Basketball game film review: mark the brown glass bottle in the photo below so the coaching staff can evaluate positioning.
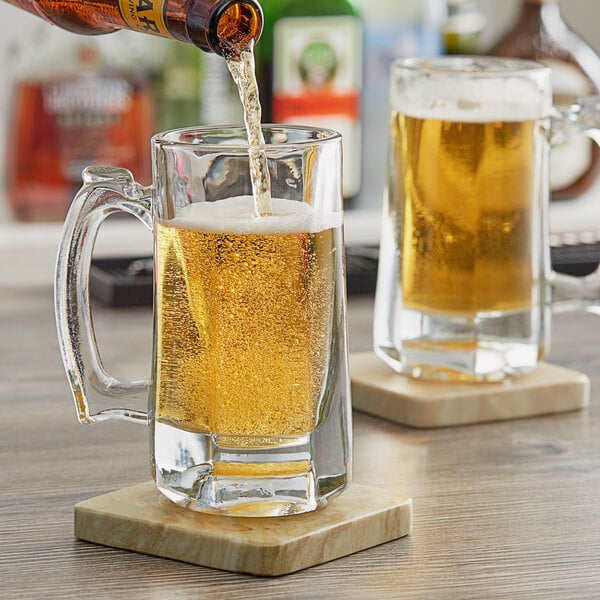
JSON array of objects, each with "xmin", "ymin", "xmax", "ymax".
[
  {"xmin": 4, "ymin": 0, "xmax": 263, "ymax": 56},
  {"xmin": 491, "ymin": 0, "xmax": 600, "ymax": 200}
]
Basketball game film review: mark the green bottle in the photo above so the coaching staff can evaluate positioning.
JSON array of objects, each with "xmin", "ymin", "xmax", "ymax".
[
  {"xmin": 154, "ymin": 40, "xmax": 203, "ymax": 131},
  {"xmin": 256, "ymin": 0, "xmax": 363, "ymax": 201}
]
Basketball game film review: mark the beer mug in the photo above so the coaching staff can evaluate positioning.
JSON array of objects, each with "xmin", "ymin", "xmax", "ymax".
[
  {"xmin": 374, "ymin": 56, "xmax": 600, "ymax": 382},
  {"xmin": 55, "ymin": 125, "xmax": 351, "ymax": 516}
]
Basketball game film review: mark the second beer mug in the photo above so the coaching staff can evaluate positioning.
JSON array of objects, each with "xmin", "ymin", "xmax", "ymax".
[
  {"xmin": 374, "ymin": 56, "xmax": 600, "ymax": 382},
  {"xmin": 55, "ymin": 125, "xmax": 351, "ymax": 516}
]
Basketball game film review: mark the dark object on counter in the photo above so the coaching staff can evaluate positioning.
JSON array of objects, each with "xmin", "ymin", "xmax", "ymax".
[
  {"xmin": 551, "ymin": 242, "xmax": 600, "ymax": 277},
  {"xmin": 90, "ymin": 243, "xmax": 600, "ymax": 307},
  {"xmin": 345, "ymin": 246, "xmax": 379, "ymax": 296},
  {"xmin": 90, "ymin": 246, "xmax": 381, "ymax": 307},
  {"xmin": 90, "ymin": 257, "xmax": 153, "ymax": 307}
]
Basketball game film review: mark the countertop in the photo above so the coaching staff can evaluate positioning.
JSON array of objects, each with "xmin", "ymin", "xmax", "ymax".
[{"xmin": 1, "ymin": 276, "xmax": 600, "ymax": 598}]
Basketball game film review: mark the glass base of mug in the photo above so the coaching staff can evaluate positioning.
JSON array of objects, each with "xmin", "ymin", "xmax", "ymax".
[
  {"xmin": 153, "ymin": 422, "xmax": 347, "ymax": 517},
  {"xmin": 375, "ymin": 307, "xmax": 541, "ymax": 382}
]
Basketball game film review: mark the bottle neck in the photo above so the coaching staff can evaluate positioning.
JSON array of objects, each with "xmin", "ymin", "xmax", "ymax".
[
  {"xmin": 518, "ymin": 0, "xmax": 564, "ymax": 35},
  {"xmin": 178, "ymin": 0, "xmax": 263, "ymax": 56}
]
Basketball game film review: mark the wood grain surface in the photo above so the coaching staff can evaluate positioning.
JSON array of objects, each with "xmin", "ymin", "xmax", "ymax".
[
  {"xmin": 351, "ymin": 353, "xmax": 589, "ymax": 428},
  {"xmin": 2, "ymin": 287, "xmax": 600, "ymax": 599},
  {"xmin": 74, "ymin": 481, "xmax": 412, "ymax": 576}
]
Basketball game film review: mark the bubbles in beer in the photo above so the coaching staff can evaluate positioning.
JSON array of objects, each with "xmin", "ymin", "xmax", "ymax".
[
  {"xmin": 392, "ymin": 112, "xmax": 540, "ymax": 315},
  {"xmin": 155, "ymin": 197, "xmax": 340, "ymax": 437}
]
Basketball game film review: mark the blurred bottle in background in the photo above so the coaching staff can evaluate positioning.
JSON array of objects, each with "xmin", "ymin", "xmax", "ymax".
[
  {"xmin": 1, "ymin": 0, "xmax": 265, "ymax": 221},
  {"xmin": 6, "ymin": 28, "xmax": 155, "ymax": 221},
  {"xmin": 152, "ymin": 38, "xmax": 203, "ymax": 131},
  {"xmin": 201, "ymin": 52, "xmax": 243, "ymax": 124},
  {"xmin": 152, "ymin": 36, "xmax": 242, "ymax": 129},
  {"xmin": 356, "ymin": 0, "xmax": 445, "ymax": 209},
  {"xmin": 443, "ymin": 0, "xmax": 486, "ymax": 54},
  {"xmin": 256, "ymin": 0, "xmax": 363, "ymax": 203},
  {"xmin": 491, "ymin": 0, "xmax": 600, "ymax": 201}
]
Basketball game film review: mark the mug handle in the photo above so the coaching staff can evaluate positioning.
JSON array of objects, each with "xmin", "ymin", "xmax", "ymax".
[
  {"xmin": 550, "ymin": 96, "xmax": 600, "ymax": 311},
  {"xmin": 55, "ymin": 166, "xmax": 152, "ymax": 424}
]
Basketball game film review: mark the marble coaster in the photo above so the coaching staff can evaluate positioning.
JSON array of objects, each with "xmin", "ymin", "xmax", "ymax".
[
  {"xmin": 74, "ymin": 481, "xmax": 412, "ymax": 576},
  {"xmin": 351, "ymin": 351, "xmax": 589, "ymax": 429}
]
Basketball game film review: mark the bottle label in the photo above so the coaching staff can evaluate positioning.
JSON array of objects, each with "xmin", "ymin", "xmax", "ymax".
[
  {"xmin": 273, "ymin": 15, "xmax": 362, "ymax": 198},
  {"xmin": 117, "ymin": 0, "xmax": 171, "ymax": 38},
  {"xmin": 546, "ymin": 59, "xmax": 595, "ymax": 191},
  {"xmin": 40, "ymin": 75, "xmax": 149, "ymax": 181}
]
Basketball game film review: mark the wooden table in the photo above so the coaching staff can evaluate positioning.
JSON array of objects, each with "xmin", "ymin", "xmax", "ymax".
[{"xmin": 2, "ymin": 284, "xmax": 600, "ymax": 599}]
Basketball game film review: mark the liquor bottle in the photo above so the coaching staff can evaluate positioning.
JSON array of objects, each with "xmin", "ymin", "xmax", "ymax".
[
  {"xmin": 6, "ymin": 28, "xmax": 155, "ymax": 221},
  {"xmin": 443, "ymin": 0, "xmax": 486, "ymax": 55},
  {"xmin": 3, "ymin": 0, "xmax": 263, "ymax": 56},
  {"xmin": 201, "ymin": 53, "xmax": 244, "ymax": 124},
  {"xmin": 256, "ymin": 0, "xmax": 363, "ymax": 201},
  {"xmin": 491, "ymin": 0, "xmax": 600, "ymax": 200},
  {"xmin": 152, "ymin": 38, "xmax": 204, "ymax": 130},
  {"xmin": 355, "ymin": 0, "xmax": 445, "ymax": 209}
]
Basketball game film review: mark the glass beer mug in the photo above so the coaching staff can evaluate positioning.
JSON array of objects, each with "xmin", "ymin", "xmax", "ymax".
[
  {"xmin": 374, "ymin": 56, "xmax": 600, "ymax": 382},
  {"xmin": 55, "ymin": 125, "xmax": 351, "ymax": 516}
]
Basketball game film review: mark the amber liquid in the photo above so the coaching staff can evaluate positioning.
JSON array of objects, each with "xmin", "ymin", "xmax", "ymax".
[
  {"xmin": 226, "ymin": 47, "xmax": 272, "ymax": 215},
  {"xmin": 7, "ymin": 79, "xmax": 153, "ymax": 221},
  {"xmin": 392, "ymin": 112, "xmax": 541, "ymax": 315},
  {"xmin": 154, "ymin": 199, "xmax": 336, "ymax": 437}
]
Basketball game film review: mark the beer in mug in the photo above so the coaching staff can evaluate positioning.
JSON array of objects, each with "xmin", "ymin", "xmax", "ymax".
[
  {"xmin": 55, "ymin": 126, "xmax": 351, "ymax": 516},
  {"xmin": 375, "ymin": 57, "xmax": 552, "ymax": 381}
]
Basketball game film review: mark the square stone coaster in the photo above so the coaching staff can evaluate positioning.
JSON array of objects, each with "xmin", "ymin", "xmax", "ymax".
[
  {"xmin": 74, "ymin": 481, "xmax": 412, "ymax": 576},
  {"xmin": 351, "ymin": 351, "xmax": 589, "ymax": 429}
]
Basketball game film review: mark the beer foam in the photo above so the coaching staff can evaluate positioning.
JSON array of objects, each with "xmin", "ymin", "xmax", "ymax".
[
  {"xmin": 391, "ymin": 76, "xmax": 552, "ymax": 122},
  {"xmin": 166, "ymin": 196, "xmax": 342, "ymax": 234}
]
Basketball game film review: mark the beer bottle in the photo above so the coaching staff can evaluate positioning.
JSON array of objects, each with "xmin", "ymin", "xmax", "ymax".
[
  {"xmin": 491, "ymin": 0, "xmax": 600, "ymax": 200},
  {"xmin": 3, "ymin": 0, "xmax": 263, "ymax": 56},
  {"xmin": 256, "ymin": 0, "xmax": 363, "ymax": 202}
]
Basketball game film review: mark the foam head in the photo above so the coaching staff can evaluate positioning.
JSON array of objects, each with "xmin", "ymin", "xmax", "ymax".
[
  {"xmin": 165, "ymin": 196, "xmax": 342, "ymax": 234},
  {"xmin": 390, "ymin": 57, "xmax": 553, "ymax": 122}
]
